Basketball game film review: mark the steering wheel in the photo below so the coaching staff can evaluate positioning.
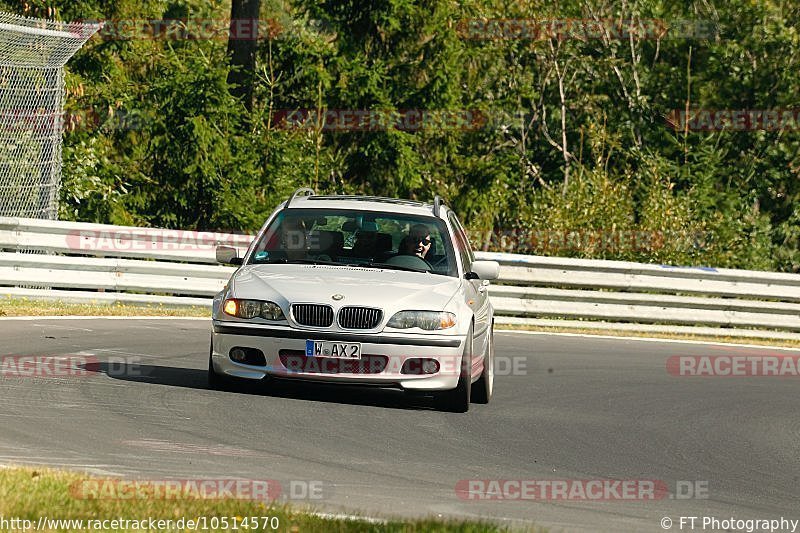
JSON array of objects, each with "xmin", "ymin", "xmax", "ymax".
[{"xmin": 384, "ymin": 254, "xmax": 431, "ymax": 271}]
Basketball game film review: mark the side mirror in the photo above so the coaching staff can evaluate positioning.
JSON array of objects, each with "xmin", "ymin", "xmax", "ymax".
[
  {"xmin": 467, "ymin": 260, "xmax": 500, "ymax": 280},
  {"xmin": 216, "ymin": 245, "xmax": 243, "ymax": 265}
]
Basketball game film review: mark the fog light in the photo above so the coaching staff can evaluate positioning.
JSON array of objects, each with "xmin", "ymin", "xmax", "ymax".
[
  {"xmin": 228, "ymin": 347, "xmax": 267, "ymax": 366},
  {"xmin": 421, "ymin": 359, "xmax": 440, "ymax": 374},
  {"xmin": 401, "ymin": 358, "xmax": 440, "ymax": 375},
  {"xmin": 230, "ymin": 348, "xmax": 247, "ymax": 363}
]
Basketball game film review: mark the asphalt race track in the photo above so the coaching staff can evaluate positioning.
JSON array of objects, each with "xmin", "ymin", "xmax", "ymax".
[{"xmin": 1, "ymin": 318, "xmax": 799, "ymax": 532}]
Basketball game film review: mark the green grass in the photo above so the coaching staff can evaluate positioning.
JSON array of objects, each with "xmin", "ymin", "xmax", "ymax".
[
  {"xmin": 0, "ymin": 467, "xmax": 518, "ymax": 532},
  {"xmin": 0, "ymin": 297, "xmax": 208, "ymax": 317}
]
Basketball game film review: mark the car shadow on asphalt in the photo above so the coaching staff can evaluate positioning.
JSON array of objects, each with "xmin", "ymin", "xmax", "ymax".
[{"xmin": 92, "ymin": 361, "xmax": 438, "ymax": 411}]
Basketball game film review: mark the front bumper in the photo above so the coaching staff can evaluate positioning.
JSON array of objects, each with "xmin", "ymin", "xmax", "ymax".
[{"xmin": 211, "ymin": 321, "xmax": 466, "ymax": 391}]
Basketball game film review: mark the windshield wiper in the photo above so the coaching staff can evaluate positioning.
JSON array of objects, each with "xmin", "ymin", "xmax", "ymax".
[
  {"xmin": 251, "ymin": 257, "xmax": 288, "ymax": 264},
  {"xmin": 255, "ymin": 258, "xmax": 428, "ymax": 272},
  {"xmin": 359, "ymin": 262, "xmax": 428, "ymax": 273},
  {"xmin": 285, "ymin": 258, "xmax": 344, "ymax": 266},
  {"xmin": 252, "ymin": 258, "xmax": 342, "ymax": 266}
]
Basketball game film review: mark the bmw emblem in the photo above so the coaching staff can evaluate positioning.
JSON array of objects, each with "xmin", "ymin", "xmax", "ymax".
[{"xmin": 332, "ymin": 294, "xmax": 344, "ymax": 301}]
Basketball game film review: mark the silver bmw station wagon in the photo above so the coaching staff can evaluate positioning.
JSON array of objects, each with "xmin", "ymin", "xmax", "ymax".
[{"xmin": 210, "ymin": 189, "xmax": 499, "ymax": 412}]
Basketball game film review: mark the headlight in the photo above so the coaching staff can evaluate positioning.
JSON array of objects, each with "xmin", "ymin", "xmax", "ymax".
[
  {"xmin": 386, "ymin": 311, "xmax": 456, "ymax": 330},
  {"xmin": 260, "ymin": 301, "xmax": 284, "ymax": 320},
  {"xmin": 223, "ymin": 298, "xmax": 285, "ymax": 321}
]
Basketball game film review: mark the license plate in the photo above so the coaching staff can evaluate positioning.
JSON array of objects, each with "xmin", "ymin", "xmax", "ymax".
[{"xmin": 305, "ymin": 340, "xmax": 362, "ymax": 359}]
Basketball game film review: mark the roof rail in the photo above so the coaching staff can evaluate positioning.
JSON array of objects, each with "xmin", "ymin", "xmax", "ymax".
[
  {"xmin": 285, "ymin": 187, "xmax": 316, "ymax": 209},
  {"xmin": 433, "ymin": 195, "xmax": 443, "ymax": 217}
]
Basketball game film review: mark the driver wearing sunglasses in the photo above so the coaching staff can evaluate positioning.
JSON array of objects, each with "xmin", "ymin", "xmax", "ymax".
[{"xmin": 400, "ymin": 223, "xmax": 432, "ymax": 259}]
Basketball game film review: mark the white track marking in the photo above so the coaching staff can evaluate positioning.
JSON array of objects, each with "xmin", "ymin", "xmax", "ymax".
[
  {"xmin": 498, "ymin": 329, "xmax": 800, "ymax": 352},
  {"xmin": 308, "ymin": 512, "xmax": 387, "ymax": 524}
]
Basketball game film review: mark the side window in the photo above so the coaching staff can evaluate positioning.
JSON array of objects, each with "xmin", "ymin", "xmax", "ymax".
[{"xmin": 448, "ymin": 212, "xmax": 472, "ymax": 272}]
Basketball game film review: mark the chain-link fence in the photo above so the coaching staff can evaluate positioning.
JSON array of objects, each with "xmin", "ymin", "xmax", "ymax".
[{"xmin": 0, "ymin": 12, "xmax": 99, "ymax": 219}]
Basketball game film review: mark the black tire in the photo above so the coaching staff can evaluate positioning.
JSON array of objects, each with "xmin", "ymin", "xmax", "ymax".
[
  {"xmin": 434, "ymin": 324, "xmax": 472, "ymax": 413},
  {"xmin": 472, "ymin": 324, "xmax": 494, "ymax": 404}
]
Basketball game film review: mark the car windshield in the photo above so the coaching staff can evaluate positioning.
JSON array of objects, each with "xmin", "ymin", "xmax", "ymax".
[{"xmin": 247, "ymin": 208, "xmax": 458, "ymax": 277}]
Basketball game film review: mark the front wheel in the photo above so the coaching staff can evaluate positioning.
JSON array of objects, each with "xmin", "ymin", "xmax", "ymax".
[
  {"xmin": 471, "ymin": 324, "xmax": 494, "ymax": 404},
  {"xmin": 434, "ymin": 324, "xmax": 472, "ymax": 413}
]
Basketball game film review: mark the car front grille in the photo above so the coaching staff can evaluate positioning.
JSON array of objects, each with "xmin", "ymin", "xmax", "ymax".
[
  {"xmin": 292, "ymin": 304, "xmax": 334, "ymax": 327},
  {"xmin": 338, "ymin": 306, "xmax": 383, "ymax": 329}
]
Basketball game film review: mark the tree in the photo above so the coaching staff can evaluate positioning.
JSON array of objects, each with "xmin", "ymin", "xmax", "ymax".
[{"xmin": 227, "ymin": 0, "xmax": 261, "ymax": 111}]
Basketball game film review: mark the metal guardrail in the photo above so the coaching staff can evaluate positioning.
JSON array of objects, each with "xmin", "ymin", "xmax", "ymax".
[{"xmin": 2, "ymin": 217, "xmax": 800, "ymax": 332}]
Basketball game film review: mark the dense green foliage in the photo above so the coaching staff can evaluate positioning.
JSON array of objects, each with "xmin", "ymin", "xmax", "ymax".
[{"xmin": 4, "ymin": 0, "xmax": 800, "ymax": 270}]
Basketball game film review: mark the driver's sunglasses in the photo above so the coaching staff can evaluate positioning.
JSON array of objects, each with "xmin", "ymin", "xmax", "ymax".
[{"xmin": 415, "ymin": 236, "xmax": 432, "ymax": 246}]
